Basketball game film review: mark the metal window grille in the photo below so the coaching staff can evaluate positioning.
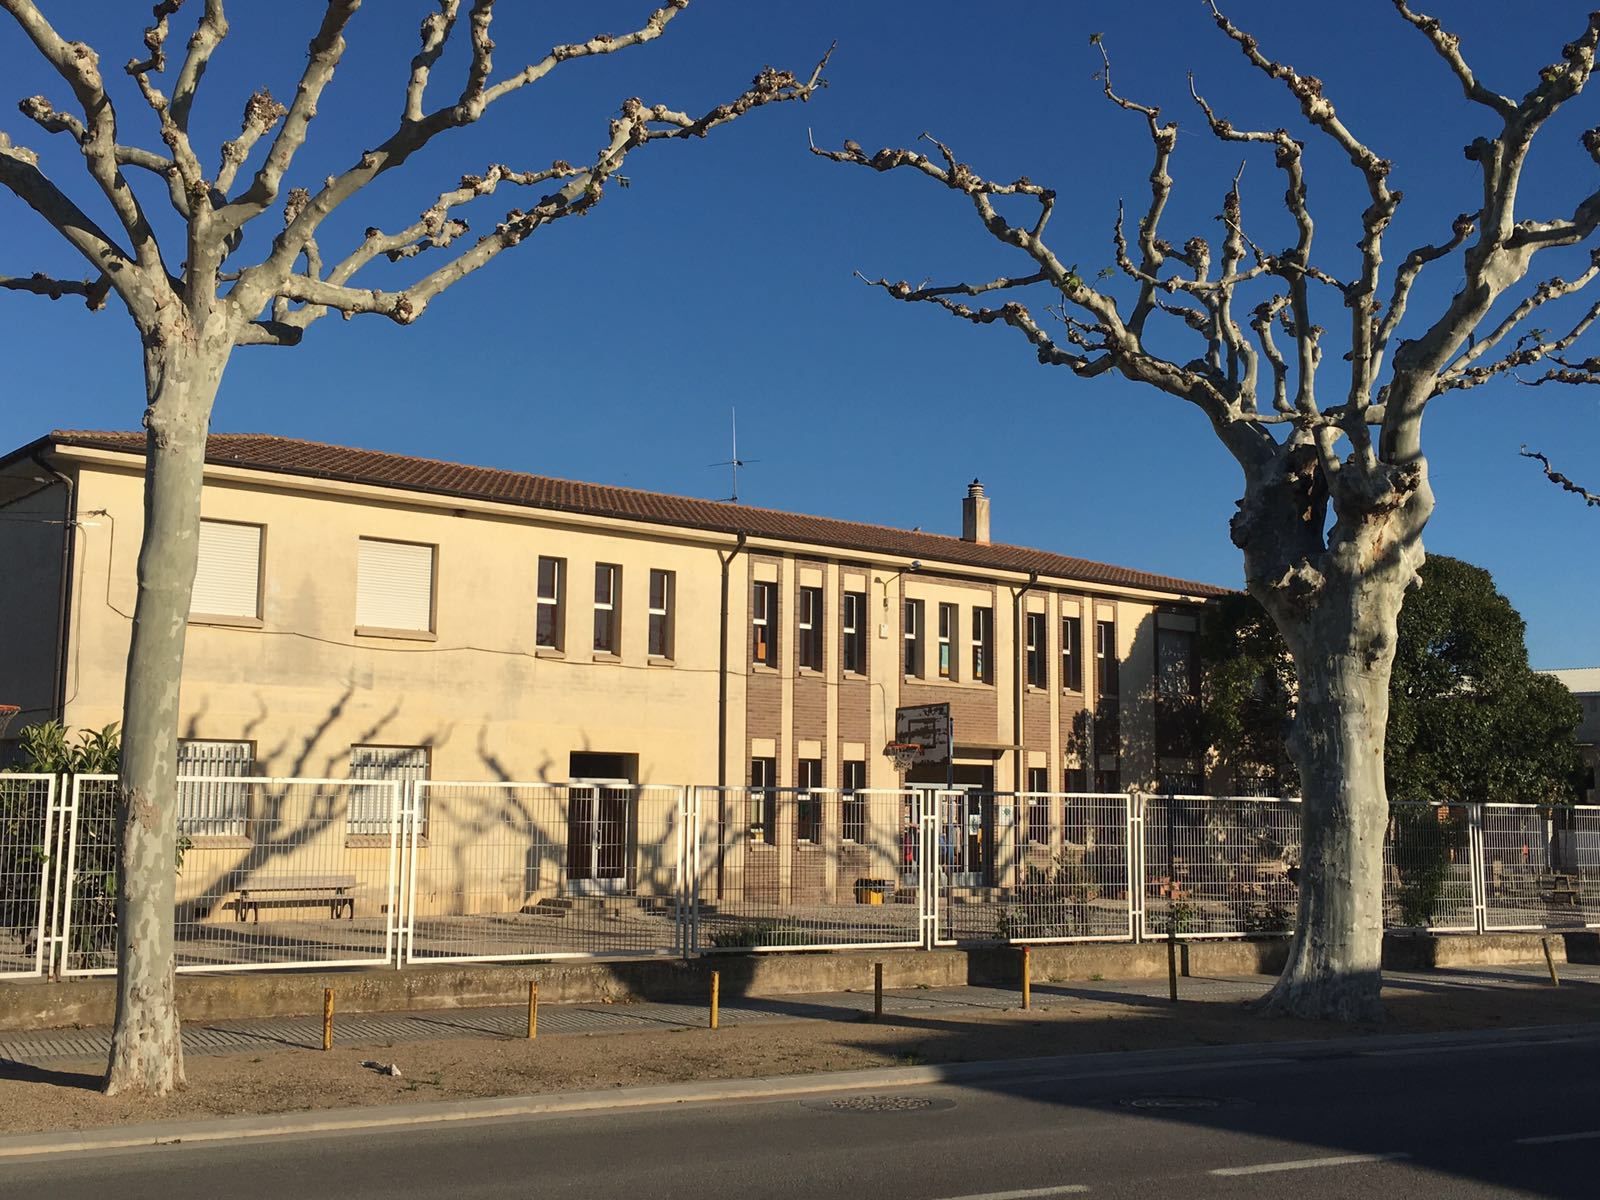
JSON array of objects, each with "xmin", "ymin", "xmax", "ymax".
[
  {"xmin": 349, "ymin": 746, "xmax": 427, "ymax": 836},
  {"xmin": 176, "ymin": 739, "xmax": 253, "ymax": 837}
]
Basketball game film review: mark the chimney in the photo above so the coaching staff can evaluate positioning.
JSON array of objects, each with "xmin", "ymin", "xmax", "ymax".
[{"xmin": 961, "ymin": 479, "xmax": 990, "ymax": 543}]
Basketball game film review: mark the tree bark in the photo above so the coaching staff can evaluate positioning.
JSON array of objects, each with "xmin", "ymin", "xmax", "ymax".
[{"xmin": 104, "ymin": 335, "xmax": 227, "ymax": 1096}]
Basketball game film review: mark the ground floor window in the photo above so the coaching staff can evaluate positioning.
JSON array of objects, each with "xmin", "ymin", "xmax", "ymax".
[
  {"xmin": 797, "ymin": 758, "xmax": 822, "ymax": 843},
  {"xmin": 842, "ymin": 760, "xmax": 866, "ymax": 842},
  {"xmin": 749, "ymin": 757, "xmax": 776, "ymax": 843},
  {"xmin": 176, "ymin": 739, "xmax": 254, "ymax": 837},
  {"xmin": 349, "ymin": 744, "xmax": 429, "ymax": 836}
]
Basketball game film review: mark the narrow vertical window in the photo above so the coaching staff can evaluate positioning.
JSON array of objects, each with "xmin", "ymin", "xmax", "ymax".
[
  {"xmin": 1096, "ymin": 619, "xmax": 1118, "ymax": 696},
  {"xmin": 593, "ymin": 563, "xmax": 620, "ymax": 654},
  {"xmin": 971, "ymin": 605, "xmax": 993, "ymax": 683},
  {"xmin": 842, "ymin": 591, "xmax": 867, "ymax": 674},
  {"xmin": 536, "ymin": 556, "xmax": 565, "ymax": 650},
  {"xmin": 1026, "ymin": 766, "xmax": 1050, "ymax": 845},
  {"xmin": 749, "ymin": 757, "xmax": 776, "ymax": 842},
  {"xmin": 903, "ymin": 598, "xmax": 924, "ymax": 677},
  {"xmin": 752, "ymin": 581, "xmax": 777, "ymax": 666},
  {"xmin": 1061, "ymin": 616, "xmax": 1082, "ymax": 692},
  {"xmin": 842, "ymin": 760, "xmax": 866, "ymax": 842},
  {"xmin": 1026, "ymin": 611, "xmax": 1047, "ymax": 688},
  {"xmin": 797, "ymin": 758, "xmax": 822, "ymax": 843},
  {"xmin": 648, "ymin": 569, "xmax": 674, "ymax": 659},
  {"xmin": 798, "ymin": 585, "xmax": 823, "ymax": 671},
  {"xmin": 937, "ymin": 602, "xmax": 956, "ymax": 679}
]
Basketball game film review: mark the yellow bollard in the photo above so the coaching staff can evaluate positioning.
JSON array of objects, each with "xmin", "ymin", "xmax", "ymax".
[
  {"xmin": 1021, "ymin": 946, "xmax": 1031, "ymax": 1011},
  {"xmin": 527, "ymin": 979, "xmax": 539, "ymax": 1038},
  {"xmin": 874, "ymin": 962, "xmax": 884, "ymax": 1021},
  {"xmin": 1542, "ymin": 936, "xmax": 1561, "ymax": 987},
  {"xmin": 322, "ymin": 987, "xmax": 334, "ymax": 1051},
  {"xmin": 710, "ymin": 970, "xmax": 721, "ymax": 1030}
]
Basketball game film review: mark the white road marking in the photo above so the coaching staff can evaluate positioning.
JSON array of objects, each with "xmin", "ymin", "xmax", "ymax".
[
  {"xmin": 1514, "ymin": 1130, "xmax": 1600, "ymax": 1146},
  {"xmin": 1210, "ymin": 1152, "xmax": 1408, "ymax": 1176},
  {"xmin": 930, "ymin": 1186, "xmax": 1090, "ymax": 1200}
]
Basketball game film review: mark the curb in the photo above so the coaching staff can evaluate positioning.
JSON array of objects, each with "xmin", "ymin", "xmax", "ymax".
[{"xmin": 1, "ymin": 1022, "xmax": 1596, "ymax": 1160}]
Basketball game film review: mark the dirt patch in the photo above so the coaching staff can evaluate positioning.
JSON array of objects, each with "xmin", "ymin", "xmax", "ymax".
[{"xmin": 2, "ymin": 974, "xmax": 1595, "ymax": 1136}]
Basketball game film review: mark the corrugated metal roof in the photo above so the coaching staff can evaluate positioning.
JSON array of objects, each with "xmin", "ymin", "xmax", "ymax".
[{"xmin": 44, "ymin": 430, "xmax": 1232, "ymax": 597}]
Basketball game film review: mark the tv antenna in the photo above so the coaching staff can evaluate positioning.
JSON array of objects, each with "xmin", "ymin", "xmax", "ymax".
[{"xmin": 709, "ymin": 407, "xmax": 758, "ymax": 502}]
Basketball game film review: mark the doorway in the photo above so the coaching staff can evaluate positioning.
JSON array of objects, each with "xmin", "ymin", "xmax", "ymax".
[{"xmin": 566, "ymin": 753, "xmax": 636, "ymax": 896}]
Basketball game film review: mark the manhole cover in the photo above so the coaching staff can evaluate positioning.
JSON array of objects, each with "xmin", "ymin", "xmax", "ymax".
[
  {"xmin": 801, "ymin": 1094, "xmax": 956, "ymax": 1113},
  {"xmin": 1120, "ymin": 1095, "xmax": 1225, "ymax": 1110}
]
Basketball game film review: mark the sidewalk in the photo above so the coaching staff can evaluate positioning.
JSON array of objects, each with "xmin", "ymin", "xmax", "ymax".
[{"xmin": 2, "ymin": 962, "xmax": 1594, "ymax": 1066}]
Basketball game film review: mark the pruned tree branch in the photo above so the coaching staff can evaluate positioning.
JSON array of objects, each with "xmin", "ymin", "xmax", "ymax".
[
  {"xmin": 1521, "ymin": 446, "xmax": 1600, "ymax": 506},
  {"xmin": 0, "ymin": 269, "xmax": 108, "ymax": 307}
]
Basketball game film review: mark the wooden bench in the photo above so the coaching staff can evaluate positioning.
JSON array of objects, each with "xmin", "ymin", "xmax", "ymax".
[{"xmin": 234, "ymin": 875, "xmax": 358, "ymax": 923}]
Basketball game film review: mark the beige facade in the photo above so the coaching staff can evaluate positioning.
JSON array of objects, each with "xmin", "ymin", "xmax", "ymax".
[{"xmin": 1, "ymin": 433, "xmax": 1225, "ymax": 922}]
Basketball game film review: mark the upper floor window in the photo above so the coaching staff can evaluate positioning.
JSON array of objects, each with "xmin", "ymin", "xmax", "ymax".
[
  {"xmin": 648, "ymin": 569, "xmax": 675, "ymax": 659},
  {"xmin": 1158, "ymin": 627, "xmax": 1198, "ymax": 698},
  {"xmin": 593, "ymin": 563, "xmax": 621, "ymax": 654},
  {"xmin": 1061, "ymin": 616, "xmax": 1083, "ymax": 692},
  {"xmin": 1096, "ymin": 619, "xmax": 1119, "ymax": 696},
  {"xmin": 191, "ymin": 520, "xmax": 263, "ymax": 622},
  {"xmin": 176, "ymin": 739, "xmax": 253, "ymax": 838},
  {"xmin": 798, "ymin": 586, "xmax": 824, "ymax": 671},
  {"xmin": 937, "ymin": 602, "xmax": 956, "ymax": 680},
  {"xmin": 536, "ymin": 556, "xmax": 565, "ymax": 650},
  {"xmin": 1025, "ymin": 612, "xmax": 1047, "ymax": 688},
  {"xmin": 356, "ymin": 537, "xmax": 435, "ymax": 634},
  {"xmin": 842, "ymin": 591, "xmax": 867, "ymax": 675},
  {"xmin": 904, "ymin": 598, "xmax": 925, "ymax": 677},
  {"xmin": 752, "ymin": 581, "xmax": 777, "ymax": 666},
  {"xmin": 971, "ymin": 606, "xmax": 994, "ymax": 684}
]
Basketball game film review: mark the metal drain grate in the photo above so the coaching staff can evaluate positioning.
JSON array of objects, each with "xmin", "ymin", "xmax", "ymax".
[
  {"xmin": 803, "ymin": 1094, "xmax": 955, "ymax": 1113},
  {"xmin": 1121, "ymin": 1095, "xmax": 1225, "ymax": 1110}
]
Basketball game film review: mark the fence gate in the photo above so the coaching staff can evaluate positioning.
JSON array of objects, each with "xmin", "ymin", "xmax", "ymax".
[{"xmin": 0, "ymin": 773, "xmax": 58, "ymax": 979}]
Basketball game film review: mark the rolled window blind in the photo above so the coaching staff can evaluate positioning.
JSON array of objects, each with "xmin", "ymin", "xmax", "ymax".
[
  {"xmin": 357, "ymin": 538, "xmax": 434, "ymax": 631},
  {"xmin": 190, "ymin": 521, "xmax": 261, "ymax": 618}
]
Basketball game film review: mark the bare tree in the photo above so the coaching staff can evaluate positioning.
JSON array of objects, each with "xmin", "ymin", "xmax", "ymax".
[
  {"xmin": 815, "ymin": 4, "xmax": 1600, "ymax": 1020},
  {"xmin": 0, "ymin": 0, "xmax": 826, "ymax": 1095},
  {"xmin": 1521, "ymin": 447, "xmax": 1600, "ymax": 507}
]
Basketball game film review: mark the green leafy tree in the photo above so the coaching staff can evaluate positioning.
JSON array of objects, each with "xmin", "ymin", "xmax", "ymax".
[{"xmin": 1200, "ymin": 557, "xmax": 1584, "ymax": 804}]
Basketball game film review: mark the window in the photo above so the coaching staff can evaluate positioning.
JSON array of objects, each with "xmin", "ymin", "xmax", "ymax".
[
  {"xmin": 535, "ymin": 556, "xmax": 565, "ymax": 650},
  {"xmin": 797, "ymin": 758, "xmax": 822, "ymax": 843},
  {"xmin": 1026, "ymin": 767, "xmax": 1050, "ymax": 845},
  {"xmin": 1158, "ymin": 628, "xmax": 1198, "ymax": 698},
  {"xmin": 937, "ymin": 603, "xmax": 956, "ymax": 680},
  {"xmin": 348, "ymin": 744, "xmax": 428, "ymax": 836},
  {"xmin": 1061, "ymin": 616, "xmax": 1082, "ymax": 692},
  {"xmin": 356, "ymin": 537, "xmax": 435, "ymax": 634},
  {"xmin": 648, "ymin": 569, "xmax": 675, "ymax": 659},
  {"xmin": 842, "ymin": 760, "xmax": 866, "ymax": 842},
  {"xmin": 593, "ymin": 563, "xmax": 620, "ymax": 654},
  {"xmin": 1026, "ymin": 612, "xmax": 1047, "ymax": 688},
  {"xmin": 752, "ymin": 581, "xmax": 778, "ymax": 666},
  {"xmin": 842, "ymin": 592, "xmax": 867, "ymax": 674},
  {"xmin": 1065, "ymin": 767, "xmax": 1090, "ymax": 794},
  {"xmin": 903, "ymin": 598, "xmax": 924, "ymax": 677},
  {"xmin": 798, "ymin": 586, "xmax": 823, "ymax": 671},
  {"xmin": 1096, "ymin": 620, "xmax": 1119, "ymax": 696},
  {"xmin": 749, "ymin": 757, "xmax": 776, "ymax": 843},
  {"xmin": 971, "ymin": 606, "xmax": 994, "ymax": 683},
  {"xmin": 176, "ymin": 739, "xmax": 253, "ymax": 837},
  {"xmin": 191, "ymin": 520, "xmax": 262, "ymax": 621}
]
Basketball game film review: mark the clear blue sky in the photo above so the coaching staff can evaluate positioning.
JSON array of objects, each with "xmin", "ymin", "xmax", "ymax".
[{"xmin": 3, "ymin": 2, "xmax": 1596, "ymax": 668}]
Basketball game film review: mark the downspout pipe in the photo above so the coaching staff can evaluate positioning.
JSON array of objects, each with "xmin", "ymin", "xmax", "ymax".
[{"xmin": 30, "ymin": 452, "xmax": 76, "ymax": 724}]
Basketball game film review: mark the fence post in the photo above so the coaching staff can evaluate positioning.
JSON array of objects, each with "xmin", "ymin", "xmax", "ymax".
[
  {"xmin": 1468, "ymin": 803, "xmax": 1488, "ymax": 935},
  {"xmin": 1166, "ymin": 793, "xmax": 1179, "ymax": 1004},
  {"xmin": 1128, "ymin": 792, "xmax": 1144, "ymax": 943}
]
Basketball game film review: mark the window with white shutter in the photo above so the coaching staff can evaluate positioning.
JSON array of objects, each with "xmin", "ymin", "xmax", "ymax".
[
  {"xmin": 349, "ymin": 744, "xmax": 429, "ymax": 836},
  {"xmin": 190, "ymin": 520, "xmax": 262, "ymax": 621},
  {"xmin": 176, "ymin": 739, "xmax": 254, "ymax": 837},
  {"xmin": 356, "ymin": 538, "xmax": 435, "ymax": 633}
]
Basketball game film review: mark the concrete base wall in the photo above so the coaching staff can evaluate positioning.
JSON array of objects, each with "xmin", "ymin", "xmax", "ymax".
[{"xmin": 2, "ymin": 932, "xmax": 1593, "ymax": 1033}]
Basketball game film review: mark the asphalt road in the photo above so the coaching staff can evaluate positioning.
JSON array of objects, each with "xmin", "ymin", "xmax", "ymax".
[{"xmin": 5, "ymin": 1028, "xmax": 1598, "ymax": 1200}]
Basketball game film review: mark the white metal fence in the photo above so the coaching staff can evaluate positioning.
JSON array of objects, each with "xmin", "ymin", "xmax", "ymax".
[{"xmin": 0, "ymin": 775, "xmax": 1594, "ymax": 977}]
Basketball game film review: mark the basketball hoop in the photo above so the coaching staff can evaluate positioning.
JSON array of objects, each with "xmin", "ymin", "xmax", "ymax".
[
  {"xmin": 883, "ymin": 741, "xmax": 920, "ymax": 777},
  {"xmin": 0, "ymin": 706, "xmax": 18, "ymax": 740}
]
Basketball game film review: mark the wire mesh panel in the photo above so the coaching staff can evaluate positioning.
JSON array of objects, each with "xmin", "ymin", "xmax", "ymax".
[
  {"xmin": 1482, "ymin": 804, "xmax": 1600, "ymax": 930},
  {"xmin": 1382, "ymin": 802, "xmax": 1477, "ymax": 931},
  {"xmin": 995, "ymin": 793, "xmax": 1134, "ymax": 944},
  {"xmin": 1141, "ymin": 796, "xmax": 1302, "ymax": 940},
  {"xmin": 405, "ymin": 782, "xmax": 685, "ymax": 962},
  {"xmin": 692, "ymin": 787, "xmax": 922, "ymax": 952},
  {"xmin": 61, "ymin": 776, "xmax": 402, "ymax": 975},
  {"xmin": 0, "ymin": 773, "xmax": 56, "ymax": 978}
]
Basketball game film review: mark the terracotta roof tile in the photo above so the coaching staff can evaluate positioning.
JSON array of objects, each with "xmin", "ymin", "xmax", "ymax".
[{"xmin": 48, "ymin": 430, "xmax": 1232, "ymax": 598}]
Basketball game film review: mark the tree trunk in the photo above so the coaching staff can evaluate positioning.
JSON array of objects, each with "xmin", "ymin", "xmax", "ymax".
[
  {"xmin": 1258, "ymin": 568, "xmax": 1409, "ymax": 1023},
  {"xmin": 104, "ymin": 338, "xmax": 226, "ymax": 1096}
]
